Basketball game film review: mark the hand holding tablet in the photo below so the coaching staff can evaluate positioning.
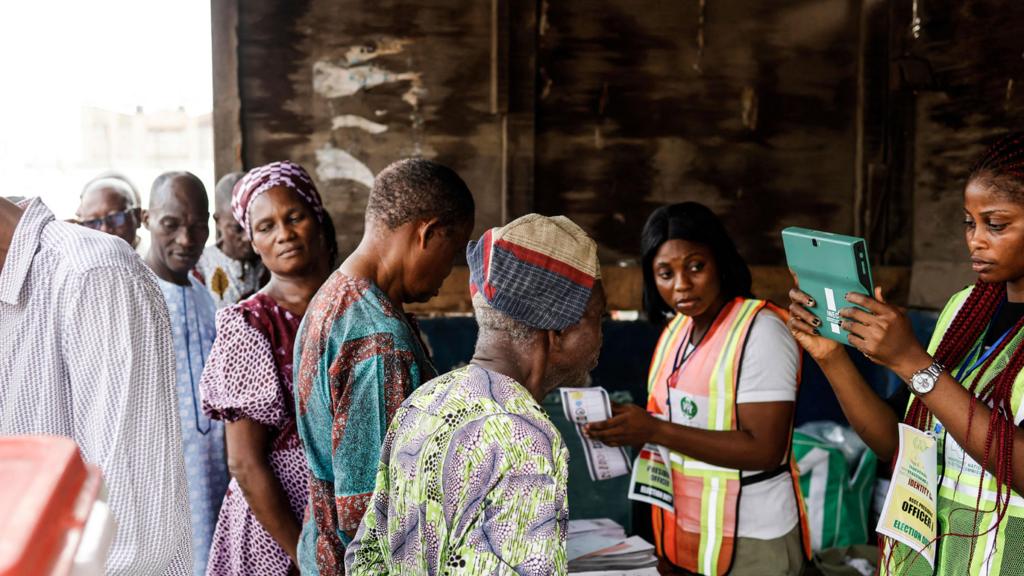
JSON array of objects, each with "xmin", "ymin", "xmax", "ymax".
[{"xmin": 782, "ymin": 227, "xmax": 874, "ymax": 346}]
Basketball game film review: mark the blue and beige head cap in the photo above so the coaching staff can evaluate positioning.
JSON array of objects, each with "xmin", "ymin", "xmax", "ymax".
[{"xmin": 467, "ymin": 214, "xmax": 601, "ymax": 331}]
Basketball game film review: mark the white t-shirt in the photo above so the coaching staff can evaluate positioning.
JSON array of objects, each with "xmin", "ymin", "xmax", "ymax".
[
  {"xmin": 681, "ymin": 309, "xmax": 800, "ymax": 540},
  {"xmin": 736, "ymin": 310, "xmax": 800, "ymax": 539}
]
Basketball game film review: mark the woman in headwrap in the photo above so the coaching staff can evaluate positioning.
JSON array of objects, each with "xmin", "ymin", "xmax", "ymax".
[{"xmin": 201, "ymin": 161, "xmax": 337, "ymax": 575}]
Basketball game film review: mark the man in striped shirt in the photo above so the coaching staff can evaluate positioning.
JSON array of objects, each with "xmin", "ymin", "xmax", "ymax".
[{"xmin": 0, "ymin": 196, "xmax": 192, "ymax": 574}]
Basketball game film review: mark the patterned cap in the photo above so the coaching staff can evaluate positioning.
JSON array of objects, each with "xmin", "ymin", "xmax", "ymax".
[
  {"xmin": 467, "ymin": 214, "xmax": 601, "ymax": 331},
  {"xmin": 232, "ymin": 160, "xmax": 325, "ymax": 233}
]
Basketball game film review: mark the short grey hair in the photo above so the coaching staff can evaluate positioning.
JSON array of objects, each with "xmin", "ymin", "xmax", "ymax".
[
  {"xmin": 215, "ymin": 171, "xmax": 245, "ymax": 212},
  {"xmin": 474, "ymin": 301, "xmax": 541, "ymax": 344},
  {"xmin": 81, "ymin": 177, "xmax": 138, "ymax": 209}
]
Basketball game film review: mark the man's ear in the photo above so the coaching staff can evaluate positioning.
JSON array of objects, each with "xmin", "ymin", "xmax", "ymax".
[
  {"xmin": 417, "ymin": 217, "xmax": 444, "ymax": 251},
  {"xmin": 141, "ymin": 209, "xmax": 151, "ymax": 230},
  {"xmin": 546, "ymin": 328, "xmax": 564, "ymax": 357}
]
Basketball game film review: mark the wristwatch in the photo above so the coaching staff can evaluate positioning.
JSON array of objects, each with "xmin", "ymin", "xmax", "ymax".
[{"xmin": 909, "ymin": 362, "xmax": 944, "ymax": 395}]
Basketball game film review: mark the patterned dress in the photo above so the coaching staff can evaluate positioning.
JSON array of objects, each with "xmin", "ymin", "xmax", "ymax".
[
  {"xmin": 293, "ymin": 273, "xmax": 436, "ymax": 575},
  {"xmin": 345, "ymin": 365, "xmax": 570, "ymax": 575},
  {"xmin": 156, "ymin": 276, "xmax": 231, "ymax": 576},
  {"xmin": 200, "ymin": 293, "xmax": 309, "ymax": 575}
]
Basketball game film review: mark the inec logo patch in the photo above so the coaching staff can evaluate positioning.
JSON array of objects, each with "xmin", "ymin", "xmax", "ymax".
[{"xmin": 679, "ymin": 396, "xmax": 699, "ymax": 420}]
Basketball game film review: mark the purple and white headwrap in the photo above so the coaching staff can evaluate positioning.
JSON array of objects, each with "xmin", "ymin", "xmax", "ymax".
[{"xmin": 231, "ymin": 160, "xmax": 325, "ymax": 234}]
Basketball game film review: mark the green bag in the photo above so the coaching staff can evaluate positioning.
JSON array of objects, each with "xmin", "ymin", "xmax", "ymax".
[{"xmin": 793, "ymin": 423, "xmax": 878, "ymax": 551}]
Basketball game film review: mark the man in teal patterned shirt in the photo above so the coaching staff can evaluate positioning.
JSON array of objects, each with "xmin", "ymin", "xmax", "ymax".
[{"xmin": 346, "ymin": 214, "xmax": 605, "ymax": 575}]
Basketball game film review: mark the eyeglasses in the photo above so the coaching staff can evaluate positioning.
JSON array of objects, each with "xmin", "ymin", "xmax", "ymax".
[{"xmin": 79, "ymin": 209, "xmax": 135, "ymax": 230}]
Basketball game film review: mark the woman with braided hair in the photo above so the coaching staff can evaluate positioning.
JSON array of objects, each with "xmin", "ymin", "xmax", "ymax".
[{"xmin": 788, "ymin": 131, "xmax": 1024, "ymax": 575}]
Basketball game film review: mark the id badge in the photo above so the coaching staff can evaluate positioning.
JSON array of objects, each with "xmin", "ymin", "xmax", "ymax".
[
  {"xmin": 668, "ymin": 387, "xmax": 709, "ymax": 429},
  {"xmin": 943, "ymin": 433, "xmax": 984, "ymax": 478}
]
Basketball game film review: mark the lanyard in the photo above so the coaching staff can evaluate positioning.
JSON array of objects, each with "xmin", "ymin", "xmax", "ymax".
[
  {"xmin": 953, "ymin": 301, "xmax": 1016, "ymax": 382},
  {"xmin": 662, "ymin": 304, "xmax": 732, "ymax": 424},
  {"xmin": 665, "ymin": 330, "xmax": 696, "ymax": 424},
  {"xmin": 181, "ymin": 286, "xmax": 212, "ymax": 435}
]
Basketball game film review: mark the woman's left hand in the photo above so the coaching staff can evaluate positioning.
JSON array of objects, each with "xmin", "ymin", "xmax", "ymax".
[
  {"xmin": 584, "ymin": 402, "xmax": 661, "ymax": 448},
  {"xmin": 841, "ymin": 286, "xmax": 932, "ymax": 379}
]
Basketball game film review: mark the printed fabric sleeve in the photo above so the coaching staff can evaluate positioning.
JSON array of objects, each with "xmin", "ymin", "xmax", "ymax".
[
  {"xmin": 200, "ymin": 305, "xmax": 286, "ymax": 428},
  {"xmin": 330, "ymin": 329, "xmax": 422, "ymax": 537},
  {"xmin": 445, "ymin": 414, "xmax": 569, "ymax": 575},
  {"xmin": 61, "ymin": 267, "xmax": 193, "ymax": 576},
  {"xmin": 343, "ymin": 407, "xmax": 405, "ymax": 574}
]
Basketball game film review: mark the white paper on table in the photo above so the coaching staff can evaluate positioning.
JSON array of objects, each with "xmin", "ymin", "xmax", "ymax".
[
  {"xmin": 560, "ymin": 387, "xmax": 632, "ymax": 481},
  {"xmin": 580, "ymin": 536, "xmax": 656, "ymax": 559},
  {"xmin": 569, "ymin": 518, "xmax": 625, "ymax": 535},
  {"xmin": 573, "ymin": 565, "xmax": 659, "ymax": 569},
  {"xmin": 568, "ymin": 533, "xmax": 628, "ymax": 562}
]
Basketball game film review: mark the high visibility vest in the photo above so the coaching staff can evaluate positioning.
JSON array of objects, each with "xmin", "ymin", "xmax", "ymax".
[
  {"xmin": 646, "ymin": 297, "xmax": 811, "ymax": 575},
  {"xmin": 885, "ymin": 286, "xmax": 1024, "ymax": 576}
]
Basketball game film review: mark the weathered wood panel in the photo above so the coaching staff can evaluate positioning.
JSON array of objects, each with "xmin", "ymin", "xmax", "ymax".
[
  {"xmin": 212, "ymin": 0, "xmax": 242, "ymax": 177},
  {"xmin": 222, "ymin": 0, "xmax": 1024, "ymax": 310},
  {"xmin": 910, "ymin": 0, "xmax": 1024, "ymax": 307},
  {"xmin": 236, "ymin": 0, "xmax": 505, "ymax": 255},
  {"xmin": 533, "ymin": 0, "xmax": 862, "ymax": 264}
]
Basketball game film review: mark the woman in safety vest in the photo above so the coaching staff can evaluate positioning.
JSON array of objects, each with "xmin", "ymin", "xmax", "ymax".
[
  {"xmin": 787, "ymin": 132, "xmax": 1024, "ymax": 575},
  {"xmin": 587, "ymin": 202, "xmax": 811, "ymax": 576}
]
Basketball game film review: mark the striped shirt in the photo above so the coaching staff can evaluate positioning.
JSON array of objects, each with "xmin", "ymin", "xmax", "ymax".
[{"xmin": 0, "ymin": 198, "xmax": 193, "ymax": 575}]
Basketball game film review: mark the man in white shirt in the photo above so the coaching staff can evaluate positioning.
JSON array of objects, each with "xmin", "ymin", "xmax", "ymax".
[
  {"xmin": 0, "ymin": 196, "xmax": 192, "ymax": 575},
  {"xmin": 143, "ymin": 172, "xmax": 229, "ymax": 576}
]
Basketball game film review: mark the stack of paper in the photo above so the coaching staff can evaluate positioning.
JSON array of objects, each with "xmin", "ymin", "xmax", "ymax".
[{"xmin": 567, "ymin": 519, "xmax": 659, "ymax": 574}]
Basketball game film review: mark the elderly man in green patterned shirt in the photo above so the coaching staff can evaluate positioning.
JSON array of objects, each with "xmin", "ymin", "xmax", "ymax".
[{"xmin": 346, "ymin": 214, "xmax": 605, "ymax": 575}]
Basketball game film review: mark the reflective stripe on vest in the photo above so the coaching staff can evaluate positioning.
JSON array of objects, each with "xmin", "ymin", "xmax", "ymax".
[
  {"xmin": 885, "ymin": 286, "xmax": 1024, "ymax": 575},
  {"xmin": 646, "ymin": 298, "xmax": 810, "ymax": 575}
]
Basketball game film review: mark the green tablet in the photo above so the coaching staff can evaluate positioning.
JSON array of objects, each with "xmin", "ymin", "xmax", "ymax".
[{"xmin": 781, "ymin": 227, "xmax": 874, "ymax": 346}]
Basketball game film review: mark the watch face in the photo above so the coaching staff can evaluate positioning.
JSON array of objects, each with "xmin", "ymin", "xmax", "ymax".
[{"xmin": 912, "ymin": 373, "xmax": 934, "ymax": 394}]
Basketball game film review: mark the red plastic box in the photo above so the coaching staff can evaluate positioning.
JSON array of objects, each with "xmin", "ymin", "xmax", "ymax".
[{"xmin": 0, "ymin": 436, "xmax": 104, "ymax": 576}]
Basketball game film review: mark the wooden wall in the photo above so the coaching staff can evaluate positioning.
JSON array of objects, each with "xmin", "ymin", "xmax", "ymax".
[
  {"xmin": 533, "ymin": 0, "xmax": 861, "ymax": 265},
  {"xmin": 908, "ymin": 0, "xmax": 1024, "ymax": 306},
  {"xmin": 232, "ymin": 0, "xmax": 508, "ymax": 254},
  {"xmin": 215, "ymin": 0, "xmax": 1024, "ymax": 310}
]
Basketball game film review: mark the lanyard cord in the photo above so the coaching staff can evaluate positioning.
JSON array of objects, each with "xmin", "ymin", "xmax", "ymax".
[
  {"xmin": 953, "ymin": 299, "xmax": 1015, "ymax": 383},
  {"xmin": 181, "ymin": 286, "xmax": 212, "ymax": 435},
  {"xmin": 665, "ymin": 331, "xmax": 696, "ymax": 425}
]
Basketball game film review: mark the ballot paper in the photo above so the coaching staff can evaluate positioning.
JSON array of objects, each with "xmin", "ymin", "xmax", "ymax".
[
  {"xmin": 570, "ymin": 536, "xmax": 659, "ymax": 572},
  {"xmin": 573, "ymin": 565, "xmax": 659, "ymax": 569},
  {"xmin": 567, "ymin": 519, "xmax": 628, "ymax": 561},
  {"xmin": 560, "ymin": 387, "xmax": 632, "ymax": 481},
  {"xmin": 568, "ymin": 518, "xmax": 659, "ymax": 574}
]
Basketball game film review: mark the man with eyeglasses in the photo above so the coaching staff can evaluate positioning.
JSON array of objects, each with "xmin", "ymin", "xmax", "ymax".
[
  {"xmin": 143, "ymin": 171, "xmax": 229, "ymax": 576},
  {"xmin": 76, "ymin": 176, "xmax": 142, "ymax": 248}
]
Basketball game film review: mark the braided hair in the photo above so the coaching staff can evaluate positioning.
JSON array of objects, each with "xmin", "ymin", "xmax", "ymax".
[{"xmin": 894, "ymin": 132, "xmax": 1024, "ymax": 571}]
